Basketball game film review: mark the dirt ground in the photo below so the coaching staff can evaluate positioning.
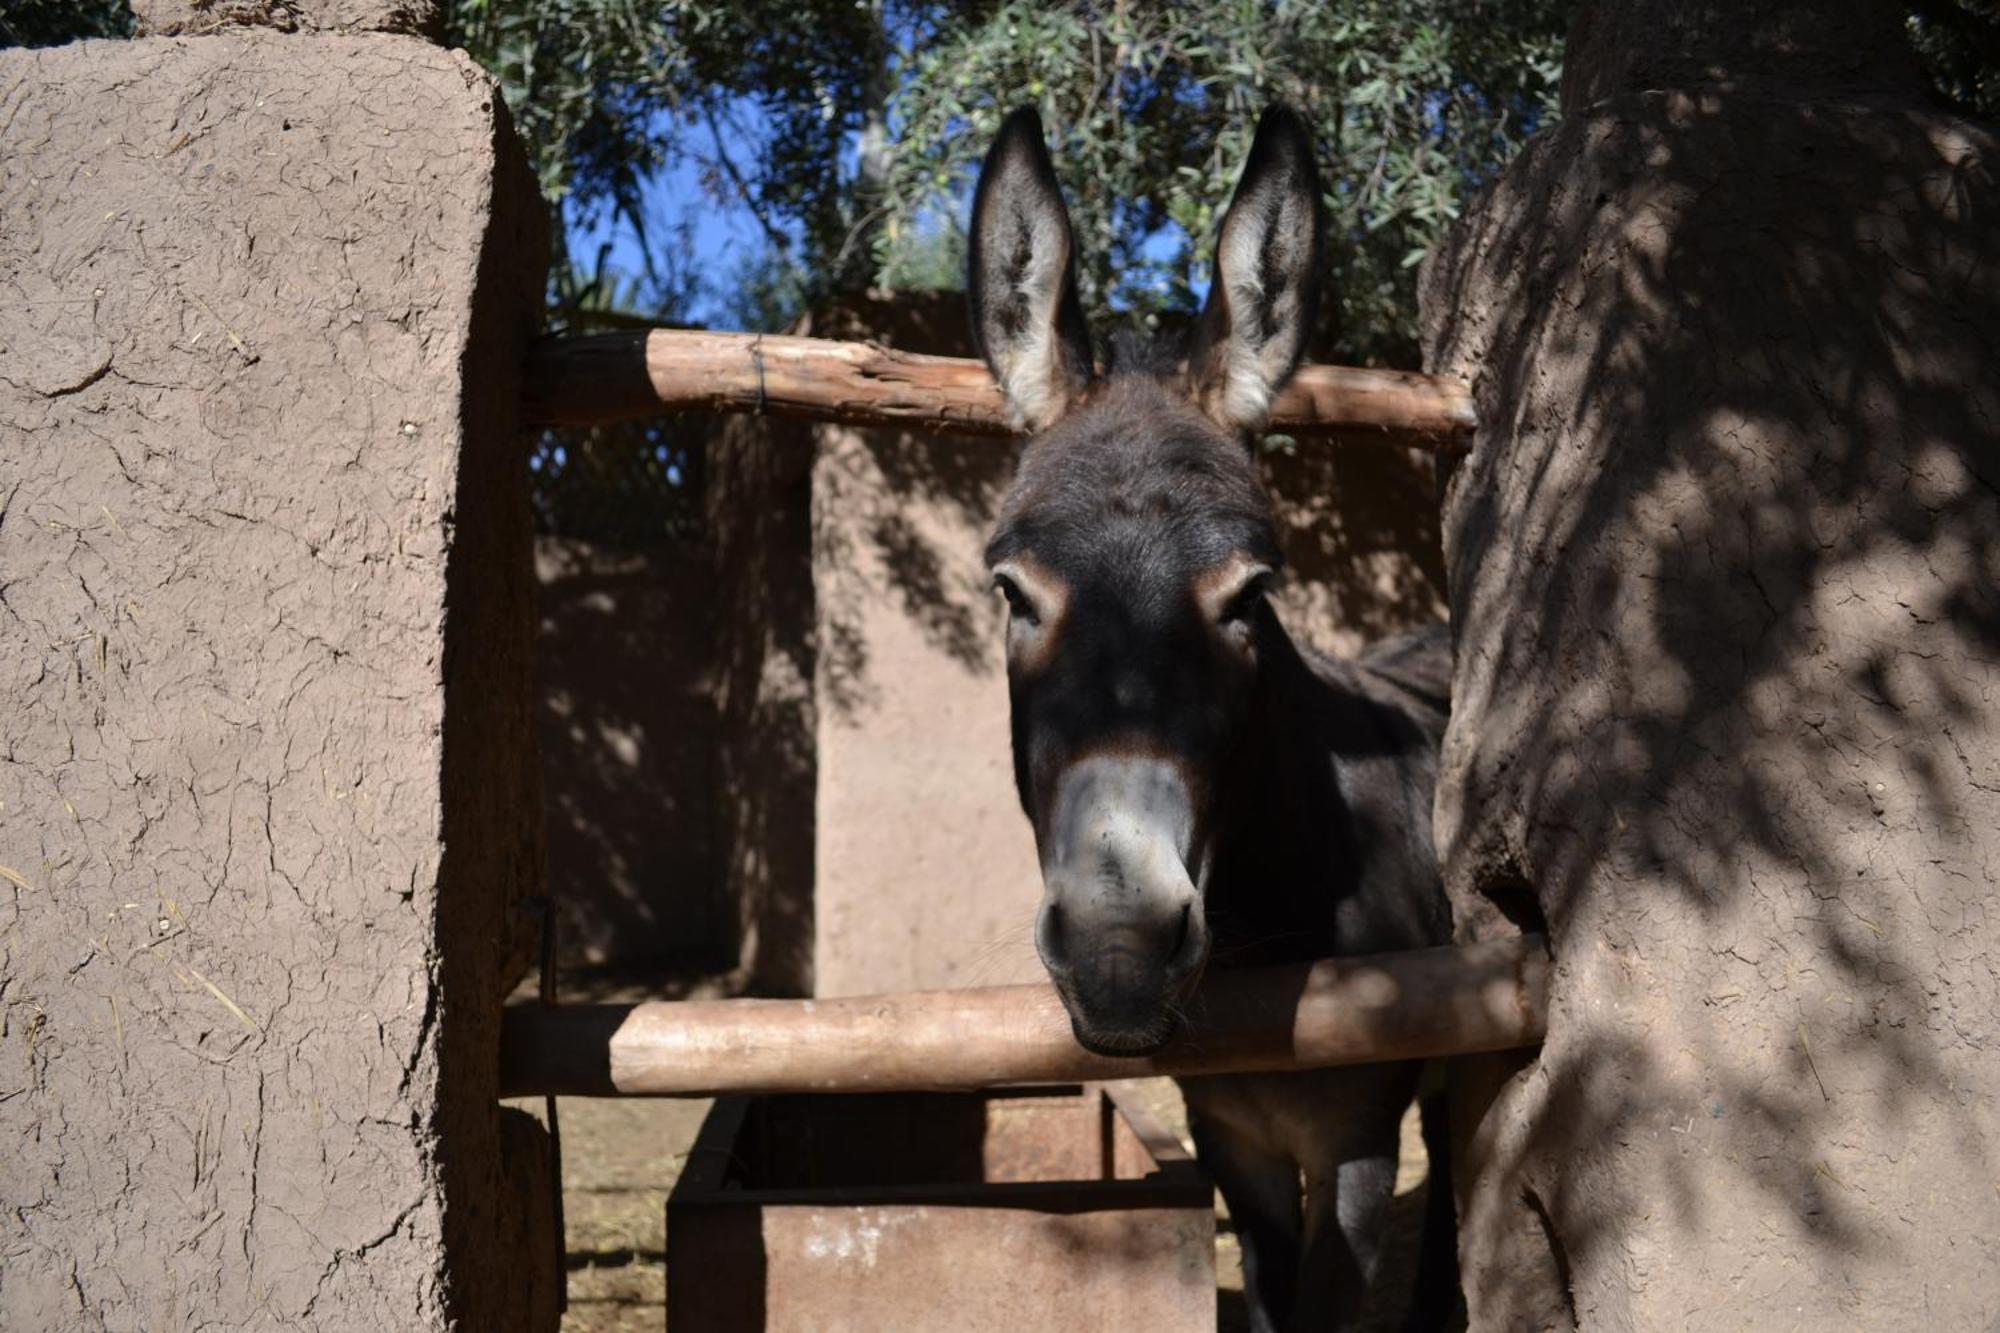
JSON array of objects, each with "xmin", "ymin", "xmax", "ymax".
[{"xmin": 505, "ymin": 1075, "xmax": 1446, "ymax": 1332}]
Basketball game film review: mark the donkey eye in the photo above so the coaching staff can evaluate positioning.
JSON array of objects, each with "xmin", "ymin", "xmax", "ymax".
[
  {"xmin": 993, "ymin": 572, "xmax": 1041, "ymax": 626},
  {"xmin": 1216, "ymin": 571, "xmax": 1272, "ymax": 626}
]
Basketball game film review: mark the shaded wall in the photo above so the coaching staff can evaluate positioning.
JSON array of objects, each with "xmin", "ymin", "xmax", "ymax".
[
  {"xmin": 535, "ymin": 537, "xmax": 724, "ymax": 982},
  {"xmin": 531, "ymin": 417, "xmax": 819, "ymax": 999},
  {"xmin": 1422, "ymin": 2, "xmax": 2000, "ymax": 1325},
  {"xmin": 0, "ymin": 28, "xmax": 554, "ymax": 1331},
  {"xmin": 709, "ymin": 414, "xmax": 819, "ymax": 996}
]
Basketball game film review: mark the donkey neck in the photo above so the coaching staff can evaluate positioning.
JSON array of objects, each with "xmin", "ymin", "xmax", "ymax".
[{"xmin": 1203, "ymin": 615, "xmax": 1425, "ymax": 965}]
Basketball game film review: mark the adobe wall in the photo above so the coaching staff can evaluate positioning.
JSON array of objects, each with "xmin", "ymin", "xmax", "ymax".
[
  {"xmin": 709, "ymin": 413, "xmax": 819, "ymax": 996},
  {"xmin": 0, "ymin": 29, "xmax": 554, "ymax": 1331},
  {"xmin": 535, "ymin": 536, "xmax": 727, "ymax": 981},
  {"xmin": 1421, "ymin": 2, "xmax": 2000, "ymax": 1323},
  {"xmin": 133, "ymin": 0, "xmax": 441, "ymax": 39},
  {"xmin": 811, "ymin": 420, "xmax": 1039, "ymax": 994}
]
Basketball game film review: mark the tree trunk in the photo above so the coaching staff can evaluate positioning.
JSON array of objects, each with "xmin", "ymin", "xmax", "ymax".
[{"xmin": 1422, "ymin": 2, "xmax": 2000, "ymax": 1326}]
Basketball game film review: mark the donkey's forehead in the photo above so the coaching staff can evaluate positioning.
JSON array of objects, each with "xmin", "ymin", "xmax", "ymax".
[
  {"xmin": 989, "ymin": 513, "xmax": 1273, "ymax": 597},
  {"xmin": 987, "ymin": 377, "xmax": 1281, "ymax": 575}
]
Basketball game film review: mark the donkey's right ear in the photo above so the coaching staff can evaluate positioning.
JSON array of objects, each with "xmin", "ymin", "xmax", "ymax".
[{"xmin": 969, "ymin": 108, "xmax": 1095, "ymax": 433}]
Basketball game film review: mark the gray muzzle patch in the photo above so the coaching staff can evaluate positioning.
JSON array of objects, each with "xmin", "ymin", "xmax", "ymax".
[{"xmin": 1034, "ymin": 753, "xmax": 1210, "ymax": 1053}]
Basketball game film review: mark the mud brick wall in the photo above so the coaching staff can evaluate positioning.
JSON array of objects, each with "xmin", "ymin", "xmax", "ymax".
[
  {"xmin": 708, "ymin": 413, "xmax": 819, "ymax": 996},
  {"xmin": 1421, "ymin": 2, "xmax": 2000, "ymax": 1324},
  {"xmin": 0, "ymin": 31, "xmax": 554, "ymax": 1331},
  {"xmin": 132, "ymin": 0, "xmax": 442, "ymax": 39}
]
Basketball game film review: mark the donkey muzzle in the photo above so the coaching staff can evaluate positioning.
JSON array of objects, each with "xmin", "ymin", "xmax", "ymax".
[{"xmin": 1034, "ymin": 754, "xmax": 1210, "ymax": 1055}]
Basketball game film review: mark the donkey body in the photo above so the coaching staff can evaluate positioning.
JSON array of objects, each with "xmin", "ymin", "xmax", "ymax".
[{"xmin": 969, "ymin": 107, "xmax": 1455, "ymax": 1330}]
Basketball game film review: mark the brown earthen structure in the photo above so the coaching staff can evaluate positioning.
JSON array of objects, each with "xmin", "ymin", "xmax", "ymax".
[
  {"xmin": 8, "ymin": 0, "xmax": 1998, "ymax": 1327},
  {"xmin": 1, "ymin": 2, "xmax": 558, "ymax": 1327},
  {"xmin": 1424, "ymin": 2, "xmax": 2000, "ymax": 1325}
]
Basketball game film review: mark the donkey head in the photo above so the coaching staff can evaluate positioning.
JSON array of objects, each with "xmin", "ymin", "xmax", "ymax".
[{"xmin": 971, "ymin": 107, "xmax": 1323, "ymax": 1054}]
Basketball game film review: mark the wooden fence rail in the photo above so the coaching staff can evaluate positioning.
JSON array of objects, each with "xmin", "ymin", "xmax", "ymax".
[
  {"xmin": 522, "ymin": 328, "xmax": 1477, "ymax": 447},
  {"xmin": 498, "ymin": 936, "xmax": 1548, "ymax": 1099}
]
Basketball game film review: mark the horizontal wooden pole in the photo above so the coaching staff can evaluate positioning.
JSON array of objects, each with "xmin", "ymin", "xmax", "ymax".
[
  {"xmin": 498, "ymin": 936, "xmax": 1548, "ymax": 1099},
  {"xmin": 521, "ymin": 328, "xmax": 1476, "ymax": 447}
]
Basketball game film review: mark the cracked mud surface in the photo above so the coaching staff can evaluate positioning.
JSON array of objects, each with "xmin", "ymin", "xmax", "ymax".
[{"xmin": 1, "ymin": 33, "xmax": 548, "ymax": 1329}]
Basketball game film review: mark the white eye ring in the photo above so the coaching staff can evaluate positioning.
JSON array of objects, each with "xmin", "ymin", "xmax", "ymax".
[
  {"xmin": 990, "ymin": 558, "xmax": 1070, "ymax": 672},
  {"xmin": 1215, "ymin": 569, "xmax": 1273, "ymax": 626},
  {"xmin": 1194, "ymin": 556, "xmax": 1276, "ymax": 632},
  {"xmin": 992, "ymin": 569, "xmax": 1040, "ymax": 626}
]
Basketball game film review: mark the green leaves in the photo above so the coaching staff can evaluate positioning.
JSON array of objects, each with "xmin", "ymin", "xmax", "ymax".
[
  {"xmin": 439, "ymin": 0, "xmax": 1567, "ymax": 360},
  {"xmin": 0, "ymin": 0, "xmax": 131, "ymax": 46},
  {"xmin": 878, "ymin": 0, "xmax": 1567, "ymax": 366}
]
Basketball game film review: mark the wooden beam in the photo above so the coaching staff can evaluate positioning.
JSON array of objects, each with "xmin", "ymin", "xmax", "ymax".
[
  {"xmin": 521, "ymin": 329, "xmax": 1477, "ymax": 447},
  {"xmin": 498, "ymin": 937, "xmax": 1548, "ymax": 1099}
]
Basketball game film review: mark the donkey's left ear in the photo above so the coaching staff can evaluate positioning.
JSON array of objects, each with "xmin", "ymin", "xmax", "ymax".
[{"xmin": 1187, "ymin": 106, "xmax": 1324, "ymax": 433}]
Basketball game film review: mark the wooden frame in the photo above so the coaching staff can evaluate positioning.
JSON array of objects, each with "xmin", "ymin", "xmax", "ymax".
[
  {"xmin": 522, "ymin": 328, "xmax": 1477, "ymax": 446},
  {"xmin": 499, "ymin": 937, "xmax": 1548, "ymax": 1099}
]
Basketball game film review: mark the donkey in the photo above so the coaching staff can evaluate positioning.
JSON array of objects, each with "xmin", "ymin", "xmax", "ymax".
[{"xmin": 968, "ymin": 106, "xmax": 1457, "ymax": 1331}]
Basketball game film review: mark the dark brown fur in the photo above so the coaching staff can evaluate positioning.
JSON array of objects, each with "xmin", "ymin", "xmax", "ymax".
[{"xmin": 970, "ymin": 106, "xmax": 1459, "ymax": 1331}]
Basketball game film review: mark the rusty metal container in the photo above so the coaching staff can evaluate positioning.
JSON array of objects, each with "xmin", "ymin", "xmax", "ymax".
[{"xmin": 666, "ymin": 1083, "xmax": 1215, "ymax": 1330}]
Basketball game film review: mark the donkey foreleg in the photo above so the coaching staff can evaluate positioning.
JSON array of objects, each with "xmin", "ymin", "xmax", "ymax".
[
  {"xmin": 1290, "ymin": 1152, "xmax": 1397, "ymax": 1332},
  {"xmin": 1189, "ymin": 1111, "xmax": 1305, "ymax": 1333}
]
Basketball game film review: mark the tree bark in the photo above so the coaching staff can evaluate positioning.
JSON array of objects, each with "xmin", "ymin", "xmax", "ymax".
[{"xmin": 1423, "ymin": 2, "xmax": 2000, "ymax": 1326}]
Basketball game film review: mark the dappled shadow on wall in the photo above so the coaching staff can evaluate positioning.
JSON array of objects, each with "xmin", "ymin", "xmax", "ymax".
[
  {"xmin": 534, "ymin": 536, "xmax": 729, "ymax": 986},
  {"xmin": 809, "ymin": 293, "xmax": 1011, "ymax": 722},
  {"xmin": 1266, "ymin": 439, "xmax": 1447, "ymax": 661},
  {"xmin": 1426, "ymin": 64, "xmax": 2000, "ymax": 1313}
]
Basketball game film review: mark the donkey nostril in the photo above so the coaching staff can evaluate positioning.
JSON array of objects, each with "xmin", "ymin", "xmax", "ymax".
[
  {"xmin": 1037, "ymin": 902, "xmax": 1066, "ymax": 968},
  {"xmin": 1166, "ymin": 901, "xmax": 1205, "ymax": 979}
]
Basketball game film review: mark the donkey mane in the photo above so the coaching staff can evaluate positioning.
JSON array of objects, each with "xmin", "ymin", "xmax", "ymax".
[{"xmin": 1102, "ymin": 324, "xmax": 1180, "ymax": 376}]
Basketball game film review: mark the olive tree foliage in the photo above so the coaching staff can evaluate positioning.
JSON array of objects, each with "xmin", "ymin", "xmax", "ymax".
[
  {"xmin": 5, "ymin": 2, "xmax": 1997, "ymax": 349},
  {"xmin": 445, "ymin": 0, "xmax": 889, "ymax": 331},
  {"xmin": 1909, "ymin": 0, "xmax": 2000, "ymax": 119},
  {"xmin": 442, "ymin": 0, "xmax": 894, "ymax": 538},
  {"xmin": 880, "ymin": 0, "xmax": 2000, "ymax": 364},
  {"xmin": 883, "ymin": 0, "xmax": 1566, "ymax": 366},
  {"xmin": 0, "ymin": 0, "xmax": 132, "ymax": 46},
  {"xmin": 439, "ymin": 0, "xmax": 1572, "ymax": 361}
]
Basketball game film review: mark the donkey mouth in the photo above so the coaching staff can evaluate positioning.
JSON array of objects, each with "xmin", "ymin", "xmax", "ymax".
[
  {"xmin": 1065, "ymin": 1009, "xmax": 1182, "ymax": 1058},
  {"xmin": 1053, "ymin": 957, "xmax": 1206, "ymax": 1058}
]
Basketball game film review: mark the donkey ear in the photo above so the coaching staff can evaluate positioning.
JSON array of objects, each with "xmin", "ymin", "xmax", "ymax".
[
  {"xmin": 1187, "ymin": 106, "xmax": 1324, "ymax": 433},
  {"xmin": 969, "ymin": 108, "xmax": 1095, "ymax": 432}
]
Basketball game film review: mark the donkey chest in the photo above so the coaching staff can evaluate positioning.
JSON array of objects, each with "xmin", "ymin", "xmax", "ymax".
[
  {"xmin": 1176, "ymin": 1062, "xmax": 1422, "ymax": 1169},
  {"xmin": 1204, "ymin": 826, "xmax": 1436, "ymax": 967}
]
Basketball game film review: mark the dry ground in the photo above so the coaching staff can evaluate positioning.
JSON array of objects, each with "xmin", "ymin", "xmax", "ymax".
[{"xmin": 506, "ymin": 1078, "xmax": 1449, "ymax": 1332}]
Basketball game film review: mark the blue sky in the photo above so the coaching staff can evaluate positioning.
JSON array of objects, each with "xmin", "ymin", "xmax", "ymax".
[
  {"xmin": 561, "ymin": 100, "xmax": 796, "ymax": 327},
  {"xmin": 564, "ymin": 99, "xmax": 1207, "ymax": 330}
]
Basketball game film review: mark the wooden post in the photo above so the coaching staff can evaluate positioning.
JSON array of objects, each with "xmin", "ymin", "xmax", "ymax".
[
  {"xmin": 521, "ymin": 329, "xmax": 1477, "ymax": 447},
  {"xmin": 498, "ymin": 937, "xmax": 1548, "ymax": 1098}
]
